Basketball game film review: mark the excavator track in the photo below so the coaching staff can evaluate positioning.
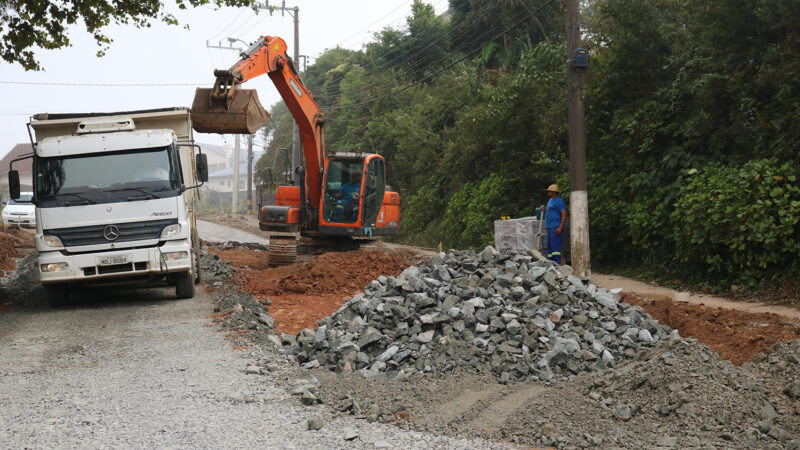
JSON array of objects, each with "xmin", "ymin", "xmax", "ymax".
[{"xmin": 268, "ymin": 235, "xmax": 297, "ymax": 266}]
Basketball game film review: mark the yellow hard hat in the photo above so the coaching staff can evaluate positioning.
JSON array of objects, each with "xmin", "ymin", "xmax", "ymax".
[{"xmin": 546, "ymin": 184, "xmax": 560, "ymax": 193}]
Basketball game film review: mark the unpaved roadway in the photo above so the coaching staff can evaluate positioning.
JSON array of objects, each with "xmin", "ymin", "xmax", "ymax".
[
  {"xmin": 0, "ymin": 285, "xmax": 502, "ymax": 448},
  {"xmin": 593, "ymin": 273, "xmax": 800, "ymax": 320},
  {"xmin": 197, "ymin": 219, "xmax": 269, "ymax": 245}
]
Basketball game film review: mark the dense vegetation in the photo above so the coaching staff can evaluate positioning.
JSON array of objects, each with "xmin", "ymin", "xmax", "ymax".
[{"xmin": 257, "ymin": 0, "xmax": 800, "ymax": 289}]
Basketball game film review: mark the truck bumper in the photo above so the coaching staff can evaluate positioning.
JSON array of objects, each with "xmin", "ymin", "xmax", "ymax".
[{"xmin": 38, "ymin": 239, "xmax": 192, "ymax": 285}]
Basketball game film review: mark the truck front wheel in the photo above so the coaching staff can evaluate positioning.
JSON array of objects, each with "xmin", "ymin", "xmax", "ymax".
[
  {"xmin": 175, "ymin": 271, "xmax": 195, "ymax": 299},
  {"xmin": 45, "ymin": 284, "xmax": 71, "ymax": 307}
]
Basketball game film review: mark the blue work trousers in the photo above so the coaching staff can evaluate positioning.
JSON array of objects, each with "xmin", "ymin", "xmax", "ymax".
[{"xmin": 547, "ymin": 227, "xmax": 562, "ymax": 264}]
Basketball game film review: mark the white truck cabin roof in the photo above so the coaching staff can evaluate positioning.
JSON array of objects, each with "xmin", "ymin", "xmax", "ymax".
[{"xmin": 36, "ymin": 129, "xmax": 175, "ymax": 158}]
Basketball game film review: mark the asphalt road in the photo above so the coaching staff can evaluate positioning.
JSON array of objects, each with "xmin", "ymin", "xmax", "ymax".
[
  {"xmin": 197, "ymin": 219, "xmax": 269, "ymax": 245},
  {"xmin": 0, "ymin": 285, "xmax": 502, "ymax": 449}
]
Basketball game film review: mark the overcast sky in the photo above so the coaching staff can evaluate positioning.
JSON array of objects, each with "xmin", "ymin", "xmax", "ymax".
[{"xmin": 0, "ymin": 0, "xmax": 449, "ymax": 159}]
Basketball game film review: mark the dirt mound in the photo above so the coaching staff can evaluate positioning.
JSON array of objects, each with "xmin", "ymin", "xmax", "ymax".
[
  {"xmin": 0, "ymin": 228, "xmax": 36, "ymax": 272},
  {"xmin": 622, "ymin": 293, "xmax": 800, "ymax": 364},
  {"xmin": 276, "ymin": 251, "xmax": 414, "ymax": 295},
  {"xmin": 209, "ymin": 248, "xmax": 272, "ymax": 270},
  {"xmin": 225, "ymin": 250, "xmax": 417, "ymax": 297},
  {"xmin": 210, "ymin": 249, "xmax": 419, "ymax": 335}
]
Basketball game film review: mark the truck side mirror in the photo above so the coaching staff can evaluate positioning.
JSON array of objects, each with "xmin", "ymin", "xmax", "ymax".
[
  {"xmin": 196, "ymin": 153, "xmax": 209, "ymax": 183},
  {"xmin": 8, "ymin": 170, "xmax": 20, "ymax": 200}
]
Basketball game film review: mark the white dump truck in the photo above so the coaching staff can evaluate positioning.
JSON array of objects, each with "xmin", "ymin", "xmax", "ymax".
[{"xmin": 6, "ymin": 108, "xmax": 209, "ymax": 305}]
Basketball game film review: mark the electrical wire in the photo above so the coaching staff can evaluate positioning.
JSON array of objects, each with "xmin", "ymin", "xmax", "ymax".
[
  {"xmin": 0, "ymin": 81, "xmax": 205, "ymax": 87},
  {"xmin": 335, "ymin": 0, "xmax": 415, "ymax": 47},
  {"xmin": 306, "ymin": 1, "xmax": 506, "ymax": 102},
  {"xmin": 207, "ymin": 7, "xmax": 249, "ymax": 42},
  {"xmin": 324, "ymin": 0, "xmax": 555, "ymax": 111},
  {"xmin": 316, "ymin": 16, "xmax": 511, "ymax": 104},
  {"xmin": 305, "ymin": 0, "xmax": 469, "ymax": 96}
]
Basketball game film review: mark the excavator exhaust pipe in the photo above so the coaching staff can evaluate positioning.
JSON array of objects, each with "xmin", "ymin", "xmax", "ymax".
[{"xmin": 191, "ymin": 87, "xmax": 271, "ymax": 134}]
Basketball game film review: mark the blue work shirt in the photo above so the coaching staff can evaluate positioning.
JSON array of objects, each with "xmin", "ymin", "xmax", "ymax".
[
  {"xmin": 340, "ymin": 182, "xmax": 361, "ymax": 204},
  {"xmin": 545, "ymin": 196, "xmax": 566, "ymax": 229}
]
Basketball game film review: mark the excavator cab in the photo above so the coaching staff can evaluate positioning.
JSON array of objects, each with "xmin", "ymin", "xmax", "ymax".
[{"xmin": 319, "ymin": 154, "xmax": 396, "ymax": 236}]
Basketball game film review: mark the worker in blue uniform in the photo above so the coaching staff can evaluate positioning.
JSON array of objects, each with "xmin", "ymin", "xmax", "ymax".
[{"xmin": 540, "ymin": 184, "xmax": 566, "ymax": 264}]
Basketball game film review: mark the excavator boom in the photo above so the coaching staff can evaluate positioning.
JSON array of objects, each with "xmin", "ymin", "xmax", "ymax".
[{"xmin": 191, "ymin": 35, "xmax": 325, "ymax": 207}]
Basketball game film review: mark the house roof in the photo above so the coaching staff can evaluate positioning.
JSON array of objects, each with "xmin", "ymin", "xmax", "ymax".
[
  {"xmin": 208, "ymin": 151, "xmax": 265, "ymax": 178},
  {"xmin": 198, "ymin": 142, "xmax": 227, "ymax": 156},
  {"xmin": 0, "ymin": 144, "xmax": 34, "ymax": 173},
  {"xmin": 209, "ymin": 163, "xmax": 251, "ymax": 178}
]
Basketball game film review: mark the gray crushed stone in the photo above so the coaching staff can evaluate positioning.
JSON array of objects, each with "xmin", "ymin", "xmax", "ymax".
[
  {"xmin": 201, "ymin": 250, "xmax": 278, "ymax": 349},
  {"xmin": 0, "ymin": 254, "xmax": 46, "ymax": 306},
  {"xmin": 310, "ymin": 338, "xmax": 800, "ymax": 448},
  {"xmin": 283, "ymin": 246, "xmax": 677, "ymax": 384}
]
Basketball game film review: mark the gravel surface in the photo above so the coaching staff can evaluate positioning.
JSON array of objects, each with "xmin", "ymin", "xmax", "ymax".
[
  {"xmin": 0, "ymin": 255, "xmax": 506, "ymax": 448},
  {"xmin": 199, "ymin": 242, "xmax": 800, "ymax": 449},
  {"xmin": 311, "ymin": 337, "xmax": 800, "ymax": 448}
]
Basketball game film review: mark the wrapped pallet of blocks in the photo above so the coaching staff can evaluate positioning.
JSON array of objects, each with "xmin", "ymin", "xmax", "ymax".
[{"xmin": 493, "ymin": 216, "xmax": 546, "ymax": 253}]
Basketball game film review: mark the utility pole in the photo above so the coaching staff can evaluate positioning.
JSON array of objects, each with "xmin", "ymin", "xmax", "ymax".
[
  {"xmin": 207, "ymin": 38, "xmax": 246, "ymax": 216},
  {"xmin": 247, "ymin": 134, "xmax": 254, "ymax": 216},
  {"xmin": 254, "ymin": 1, "xmax": 302, "ymax": 187},
  {"xmin": 564, "ymin": 0, "xmax": 590, "ymax": 278},
  {"xmin": 233, "ymin": 134, "xmax": 241, "ymax": 215}
]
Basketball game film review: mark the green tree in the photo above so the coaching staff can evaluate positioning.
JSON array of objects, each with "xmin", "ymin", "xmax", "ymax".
[{"xmin": 0, "ymin": 0, "xmax": 251, "ymax": 70}]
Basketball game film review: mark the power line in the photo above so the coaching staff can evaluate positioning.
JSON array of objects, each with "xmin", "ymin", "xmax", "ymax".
[
  {"xmin": 0, "ymin": 81, "xmax": 204, "ymax": 87},
  {"xmin": 313, "ymin": 11, "xmax": 514, "ymax": 106},
  {"xmin": 207, "ymin": 7, "xmax": 250, "ymax": 42},
  {"xmin": 307, "ymin": 1, "xmax": 505, "ymax": 103},
  {"xmin": 304, "ymin": 0, "xmax": 466, "ymax": 95},
  {"xmin": 335, "ymin": 0, "xmax": 414, "ymax": 47},
  {"xmin": 325, "ymin": 0, "xmax": 555, "ymax": 111}
]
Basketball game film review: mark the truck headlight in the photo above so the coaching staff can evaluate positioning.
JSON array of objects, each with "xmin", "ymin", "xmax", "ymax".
[
  {"xmin": 161, "ymin": 224, "xmax": 181, "ymax": 239},
  {"xmin": 43, "ymin": 235, "xmax": 64, "ymax": 247},
  {"xmin": 41, "ymin": 262, "xmax": 69, "ymax": 272},
  {"xmin": 162, "ymin": 251, "xmax": 188, "ymax": 261}
]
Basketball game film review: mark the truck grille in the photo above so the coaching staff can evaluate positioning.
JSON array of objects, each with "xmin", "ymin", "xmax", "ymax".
[
  {"xmin": 45, "ymin": 219, "xmax": 178, "ymax": 247},
  {"xmin": 85, "ymin": 261, "xmax": 148, "ymax": 276}
]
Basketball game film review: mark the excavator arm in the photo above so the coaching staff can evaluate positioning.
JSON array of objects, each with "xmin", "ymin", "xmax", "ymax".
[{"xmin": 191, "ymin": 35, "xmax": 325, "ymax": 207}]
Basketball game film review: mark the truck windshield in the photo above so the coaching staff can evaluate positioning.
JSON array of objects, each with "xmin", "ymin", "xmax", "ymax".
[{"xmin": 35, "ymin": 146, "xmax": 181, "ymax": 207}]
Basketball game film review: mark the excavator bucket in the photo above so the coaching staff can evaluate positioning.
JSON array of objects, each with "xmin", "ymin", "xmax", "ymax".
[{"xmin": 191, "ymin": 88, "xmax": 271, "ymax": 134}]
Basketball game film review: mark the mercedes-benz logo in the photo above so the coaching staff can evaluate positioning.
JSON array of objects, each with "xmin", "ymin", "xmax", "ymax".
[{"xmin": 103, "ymin": 225, "xmax": 120, "ymax": 241}]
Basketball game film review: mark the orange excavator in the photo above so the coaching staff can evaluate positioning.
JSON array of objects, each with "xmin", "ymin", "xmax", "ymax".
[{"xmin": 191, "ymin": 35, "xmax": 400, "ymax": 265}]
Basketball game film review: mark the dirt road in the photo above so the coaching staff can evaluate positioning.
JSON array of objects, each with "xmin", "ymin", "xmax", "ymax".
[
  {"xmin": 197, "ymin": 219, "xmax": 269, "ymax": 245},
  {"xmin": 593, "ymin": 273, "xmax": 800, "ymax": 320},
  {"xmin": 0, "ymin": 285, "xmax": 502, "ymax": 448}
]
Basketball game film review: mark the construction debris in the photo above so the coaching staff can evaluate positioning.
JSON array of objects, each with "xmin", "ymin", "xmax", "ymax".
[
  {"xmin": 0, "ymin": 228, "xmax": 34, "ymax": 272},
  {"xmin": 283, "ymin": 246, "xmax": 677, "ymax": 383}
]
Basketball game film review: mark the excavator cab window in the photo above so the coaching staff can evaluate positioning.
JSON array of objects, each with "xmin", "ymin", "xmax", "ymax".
[
  {"xmin": 322, "ymin": 159, "xmax": 364, "ymax": 224},
  {"xmin": 362, "ymin": 158, "xmax": 386, "ymax": 226}
]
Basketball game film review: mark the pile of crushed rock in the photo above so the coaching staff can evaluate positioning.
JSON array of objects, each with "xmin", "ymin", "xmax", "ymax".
[
  {"xmin": 282, "ymin": 246, "xmax": 677, "ymax": 383},
  {"xmin": 201, "ymin": 251, "xmax": 279, "ymax": 349}
]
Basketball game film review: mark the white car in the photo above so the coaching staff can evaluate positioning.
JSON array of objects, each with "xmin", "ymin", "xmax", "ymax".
[{"xmin": 2, "ymin": 192, "xmax": 36, "ymax": 227}]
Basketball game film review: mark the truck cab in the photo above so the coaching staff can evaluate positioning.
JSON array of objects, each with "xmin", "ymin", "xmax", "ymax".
[{"xmin": 7, "ymin": 108, "xmax": 208, "ymax": 305}]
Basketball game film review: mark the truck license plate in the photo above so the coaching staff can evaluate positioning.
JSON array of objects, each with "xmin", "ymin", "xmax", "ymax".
[{"xmin": 99, "ymin": 255, "xmax": 128, "ymax": 266}]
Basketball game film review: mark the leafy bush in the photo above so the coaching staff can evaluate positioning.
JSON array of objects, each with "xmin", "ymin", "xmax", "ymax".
[
  {"xmin": 671, "ymin": 159, "xmax": 800, "ymax": 287},
  {"xmin": 441, "ymin": 173, "xmax": 518, "ymax": 249}
]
